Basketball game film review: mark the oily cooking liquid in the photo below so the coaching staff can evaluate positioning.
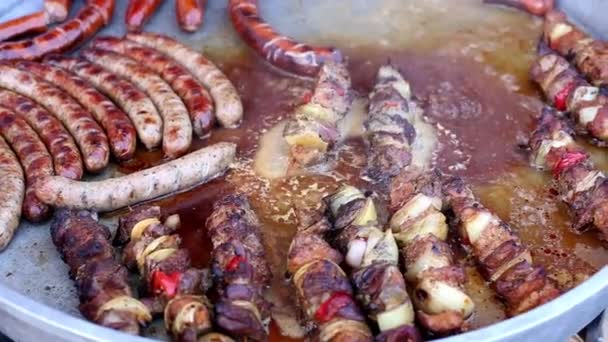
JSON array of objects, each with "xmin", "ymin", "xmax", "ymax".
[{"xmin": 115, "ymin": 1, "xmax": 608, "ymax": 340}]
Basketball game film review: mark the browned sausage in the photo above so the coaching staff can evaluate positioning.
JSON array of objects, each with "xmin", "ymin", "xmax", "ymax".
[
  {"xmin": 228, "ymin": 0, "xmax": 343, "ymax": 77},
  {"xmin": 0, "ymin": 12, "xmax": 48, "ymax": 42},
  {"xmin": 176, "ymin": 0, "xmax": 205, "ymax": 32},
  {"xmin": 0, "ymin": 0, "xmax": 115, "ymax": 61},
  {"xmin": 0, "ymin": 107, "xmax": 53, "ymax": 222},
  {"xmin": 0, "ymin": 64, "xmax": 109, "ymax": 172},
  {"xmin": 92, "ymin": 36, "xmax": 214, "ymax": 136},
  {"xmin": 125, "ymin": 0, "xmax": 163, "ymax": 31},
  {"xmin": 15, "ymin": 60, "xmax": 137, "ymax": 161},
  {"xmin": 44, "ymin": 0, "xmax": 73, "ymax": 23},
  {"xmin": 483, "ymin": 0, "xmax": 554, "ymax": 16},
  {"xmin": 0, "ymin": 89, "xmax": 83, "ymax": 180},
  {"xmin": 45, "ymin": 54, "xmax": 162, "ymax": 150},
  {"xmin": 0, "ymin": 135, "xmax": 24, "ymax": 250},
  {"xmin": 83, "ymin": 48, "xmax": 192, "ymax": 158}
]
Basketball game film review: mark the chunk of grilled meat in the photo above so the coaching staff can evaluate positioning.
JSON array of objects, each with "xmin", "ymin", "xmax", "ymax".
[
  {"xmin": 207, "ymin": 195, "xmax": 272, "ymax": 341},
  {"xmin": 50, "ymin": 209, "xmax": 151, "ymax": 334},
  {"xmin": 325, "ymin": 186, "xmax": 420, "ymax": 341},
  {"xmin": 283, "ymin": 61, "xmax": 353, "ymax": 169},
  {"xmin": 529, "ymin": 107, "xmax": 608, "ymax": 240},
  {"xmin": 287, "ymin": 203, "xmax": 373, "ymax": 342},
  {"xmin": 117, "ymin": 205, "xmax": 214, "ymax": 341},
  {"xmin": 443, "ymin": 178, "xmax": 560, "ymax": 316},
  {"xmin": 530, "ymin": 47, "xmax": 608, "ymax": 142},
  {"xmin": 365, "ymin": 64, "xmax": 418, "ymax": 182},
  {"xmin": 544, "ymin": 10, "xmax": 608, "ymax": 87}
]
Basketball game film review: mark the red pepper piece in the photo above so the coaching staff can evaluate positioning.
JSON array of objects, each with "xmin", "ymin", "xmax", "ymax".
[
  {"xmin": 553, "ymin": 151, "xmax": 587, "ymax": 177},
  {"xmin": 554, "ymin": 81, "xmax": 577, "ymax": 111},
  {"xmin": 226, "ymin": 255, "xmax": 247, "ymax": 271},
  {"xmin": 314, "ymin": 292, "xmax": 353, "ymax": 323},
  {"xmin": 301, "ymin": 92, "xmax": 312, "ymax": 104},
  {"xmin": 151, "ymin": 271, "xmax": 182, "ymax": 298}
]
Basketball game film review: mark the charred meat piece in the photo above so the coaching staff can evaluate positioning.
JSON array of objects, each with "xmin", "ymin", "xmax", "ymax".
[
  {"xmin": 529, "ymin": 107, "xmax": 608, "ymax": 240},
  {"xmin": 325, "ymin": 186, "xmax": 420, "ymax": 340},
  {"xmin": 443, "ymin": 178, "xmax": 560, "ymax": 316},
  {"xmin": 207, "ymin": 195, "xmax": 272, "ymax": 341},
  {"xmin": 50, "ymin": 209, "xmax": 151, "ymax": 334}
]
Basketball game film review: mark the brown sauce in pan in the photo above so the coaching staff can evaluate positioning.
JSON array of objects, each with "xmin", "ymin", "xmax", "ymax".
[{"xmin": 113, "ymin": 2, "xmax": 608, "ymax": 340}]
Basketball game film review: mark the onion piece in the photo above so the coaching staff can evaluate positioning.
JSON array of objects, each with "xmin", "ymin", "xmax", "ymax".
[{"xmin": 376, "ymin": 302, "xmax": 415, "ymax": 332}]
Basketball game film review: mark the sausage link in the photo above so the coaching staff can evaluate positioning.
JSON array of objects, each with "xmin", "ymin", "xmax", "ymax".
[
  {"xmin": 126, "ymin": 32, "xmax": 243, "ymax": 128},
  {"xmin": 0, "ymin": 89, "xmax": 83, "ymax": 180},
  {"xmin": 15, "ymin": 60, "xmax": 137, "ymax": 161},
  {"xmin": 125, "ymin": 0, "xmax": 163, "ymax": 32},
  {"xmin": 0, "ymin": 11, "xmax": 48, "ymax": 42},
  {"xmin": 83, "ymin": 48, "xmax": 192, "ymax": 158},
  {"xmin": 0, "ymin": 64, "xmax": 109, "ymax": 172},
  {"xmin": 0, "ymin": 0, "xmax": 115, "ymax": 61},
  {"xmin": 92, "ymin": 36, "xmax": 214, "ymax": 136},
  {"xmin": 0, "ymin": 135, "xmax": 24, "ymax": 250},
  {"xmin": 176, "ymin": 0, "xmax": 205, "ymax": 32},
  {"xmin": 0, "ymin": 107, "xmax": 53, "ymax": 222},
  {"xmin": 228, "ymin": 0, "xmax": 343, "ymax": 77},
  {"xmin": 44, "ymin": 0, "xmax": 73, "ymax": 23},
  {"xmin": 45, "ymin": 54, "xmax": 162, "ymax": 150}
]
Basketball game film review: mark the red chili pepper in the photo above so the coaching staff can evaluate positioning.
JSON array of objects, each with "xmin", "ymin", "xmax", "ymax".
[
  {"xmin": 553, "ymin": 151, "xmax": 587, "ymax": 177},
  {"xmin": 151, "ymin": 271, "xmax": 182, "ymax": 298},
  {"xmin": 554, "ymin": 81, "xmax": 577, "ymax": 111},
  {"xmin": 226, "ymin": 255, "xmax": 247, "ymax": 271},
  {"xmin": 314, "ymin": 292, "xmax": 353, "ymax": 323}
]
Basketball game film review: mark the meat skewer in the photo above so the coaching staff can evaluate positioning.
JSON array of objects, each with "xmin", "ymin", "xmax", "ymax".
[
  {"xmin": 443, "ymin": 177, "xmax": 560, "ymax": 316},
  {"xmin": 176, "ymin": 0, "xmax": 205, "ymax": 32},
  {"xmin": 530, "ymin": 46, "xmax": 608, "ymax": 143},
  {"xmin": 36, "ymin": 142, "xmax": 236, "ymax": 212},
  {"xmin": 0, "ymin": 89, "xmax": 83, "ymax": 180},
  {"xmin": 0, "ymin": 64, "xmax": 109, "ymax": 172},
  {"xmin": 126, "ymin": 32, "xmax": 243, "ymax": 128},
  {"xmin": 0, "ymin": 107, "xmax": 53, "ymax": 223},
  {"xmin": 91, "ymin": 36, "xmax": 215, "ymax": 136},
  {"xmin": 287, "ymin": 202, "xmax": 373, "ymax": 342},
  {"xmin": 51, "ymin": 209, "xmax": 151, "ymax": 334},
  {"xmin": 282, "ymin": 61, "xmax": 353, "ymax": 169},
  {"xmin": 44, "ymin": 0, "xmax": 73, "ymax": 23},
  {"xmin": 0, "ymin": 135, "xmax": 24, "ymax": 250},
  {"xmin": 388, "ymin": 172, "xmax": 475, "ymax": 334},
  {"xmin": 115, "ymin": 206, "xmax": 225, "ymax": 341},
  {"xmin": 529, "ymin": 107, "xmax": 608, "ymax": 240},
  {"xmin": 83, "ymin": 48, "xmax": 192, "ymax": 158},
  {"xmin": 44, "ymin": 54, "xmax": 162, "ymax": 150},
  {"xmin": 206, "ymin": 195, "xmax": 272, "ymax": 341},
  {"xmin": 228, "ymin": 0, "xmax": 343, "ymax": 77},
  {"xmin": 126, "ymin": 0, "xmax": 163, "ymax": 32},
  {"xmin": 14, "ymin": 60, "xmax": 137, "ymax": 161},
  {"xmin": 482, "ymin": 0, "xmax": 554, "ymax": 16},
  {"xmin": 544, "ymin": 10, "xmax": 608, "ymax": 88},
  {"xmin": 325, "ymin": 186, "xmax": 421, "ymax": 341},
  {"xmin": 0, "ymin": 0, "xmax": 115, "ymax": 60}
]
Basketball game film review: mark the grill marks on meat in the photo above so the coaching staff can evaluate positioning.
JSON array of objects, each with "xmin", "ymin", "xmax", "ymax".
[
  {"xmin": 443, "ymin": 178, "xmax": 560, "ymax": 316},
  {"xmin": 388, "ymin": 172, "xmax": 474, "ymax": 334},
  {"xmin": 365, "ymin": 64, "xmax": 418, "ymax": 182},
  {"xmin": 116, "ymin": 205, "xmax": 217, "ymax": 341},
  {"xmin": 228, "ymin": 0, "xmax": 342, "ymax": 77},
  {"xmin": 283, "ymin": 61, "xmax": 353, "ymax": 169},
  {"xmin": 529, "ymin": 108, "xmax": 608, "ymax": 240},
  {"xmin": 0, "ymin": 135, "xmax": 24, "ymax": 250},
  {"xmin": 325, "ymin": 186, "xmax": 420, "ymax": 341},
  {"xmin": 287, "ymin": 203, "xmax": 372, "ymax": 342},
  {"xmin": 207, "ymin": 195, "xmax": 272, "ymax": 341},
  {"xmin": 530, "ymin": 49, "xmax": 608, "ymax": 143},
  {"xmin": 50, "ymin": 209, "xmax": 151, "ymax": 334},
  {"xmin": 544, "ymin": 10, "xmax": 608, "ymax": 87}
]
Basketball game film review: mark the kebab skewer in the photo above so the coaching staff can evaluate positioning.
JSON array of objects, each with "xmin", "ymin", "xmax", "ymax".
[{"xmin": 325, "ymin": 186, "xmax": 421, "ymax": 341}]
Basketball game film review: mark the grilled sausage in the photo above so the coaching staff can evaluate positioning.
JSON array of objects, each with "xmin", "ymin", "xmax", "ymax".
[
  {"xmin": 91, "ymin": 36, "xmax": 215, "ymax": 136},
  {"xmin": 37, "ymin": 142, "xmax": 236, "ymax": 212},
  {"xmin": 176, "ymin": 0, "xmax": 205, "ymax": 32},
  {"xmin": 228, "ymin": 0, "xmax": 343, "ymax": 77},
  {"xmin": 45, "ymin": 54, "xmax": 162, "ymax": 150},
  {"xmin": 83, "ymin": 48, "xmax": 192, "ymax": 158},
  {"xmin": 483, "ymin": 0, "xmax": 554, "ymax": 16},
  {"xmin": 125, "ymin": 0, "xmax": 163, "ymax": 31},
  {"xmin": 0, "ymin": 0, "xmax": 115, "ymax": 61},
  {"xmin": 0, "ymin": 135, "xmax": 24, "ymax": 250},
  {"xmin": 0, "ymin": 64, "xmax": 109, "ymax": 172},
  {"xmin": 126, "ymin": 32, "xmax": 243, "ymax": 128},
  {"xmin": 0, "ymin": 12, "xmax": 49, "ymax": 42},
  {"xmin": 0, "ymin": 107, "xmax": 53, "ymax": 222},
  {"xmin": 44, "ymin": 0, "xmax": 73, "ymax": 23},
  {"xmin": 0, "ymin": 89, "xmax": 83, "ymax": 180}
]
